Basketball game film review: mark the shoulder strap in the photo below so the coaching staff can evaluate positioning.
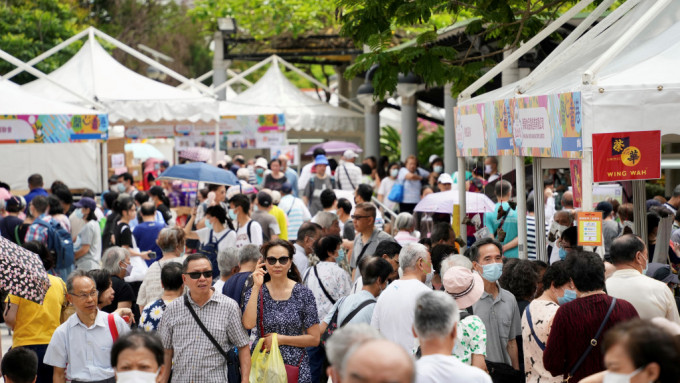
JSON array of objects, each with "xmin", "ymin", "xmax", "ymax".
[
  {"xmin": 108, "ymin": 313, "xmax": 119, "ymax": 342},
  {"xmin": 247, "ymin": 220, "xmax": 253, "ymax": 242},
  {"xmin": 340, "ymin": 299, "xmax": 375, "ymax": 327},
  {"xmin": 568, "ymin": 298, "xmax": 617, "ymax": 378},
  {"xmin": 307, "ymin": 177, "xmax": 315, "ymax": 201},
  {"xmin": 14, "ymin": 225, "xmax": 22, "ymax": 245},
  {"xmin": 286, "ymin": 198, "xmax": 295, "ymax": 215},
  {"xmin": 214, "ymin": 229, "xmax": 232, "ymax": 245},
  {"xmin": 342, "ymin": 165, "xmax": 355, "ymax": 190},
  {"xmin": 258, "ymin": 287, "xmax": 265, "ymax": 338},
  {"xmin": 313, "ymin": 265, "xmax": 336, "ymax": 304},
  {"xmin": 184, "ymin": 295, "xmax": 229, "ymax": 359},
  {"xmin": 525, "ymin": 305, "xmax": 546, "ymax": 351}
]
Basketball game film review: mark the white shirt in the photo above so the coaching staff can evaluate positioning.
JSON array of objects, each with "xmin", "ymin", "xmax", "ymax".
[
  {"xmin": 44, "ymin": 310, "xmax": 130, "ymax": 381},
  {"xmin": 213, "ymin": 280, "xmax": 225, "ymax": 295},
  {"xmin": 416, "ymin": 354, "xmax": 492, "ymax": 383},
  {"xmin": 377, "ymin": 176, "xmax": 398, "ymax": 211},
  {"xmin": 303, "ymin": 261, "xmax": 352, "ymax": 320},
  {"xmin": 196, "ymin": 227, "xmax": 236, "ymax": 254},
  {"xmin": 606, "ymin": 268, "xmax": 680, "ymax": 323},
  {"xmin": 234, "ymin": 220, "xmax": 263, "ymax": 248},
  {"xmin": 336, "ymin": 161, "xmax": 362, "ymax": 191},
  {"xmin": 371, "ymin": 279, "xmax": 431, "ymax": 352},
  {"xmin": 294, "ymin": 243, "xmax": 309, "ymax": 276}
]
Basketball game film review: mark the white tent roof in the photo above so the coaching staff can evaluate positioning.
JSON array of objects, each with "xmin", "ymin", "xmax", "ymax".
[
  {"xmin": 463, "ymin": 0, "xmax": 680, "ymax": 146},
  {"xmin": 23, "ymin": 39, "xmax": 217, "ymax": 124},
  {"xmin": 0, "ymin": 79, "xmax": 101, "ymax": 115},
  {"xmin": 219, "ymin": 62, "xmax": 363, "ymax": 131}
]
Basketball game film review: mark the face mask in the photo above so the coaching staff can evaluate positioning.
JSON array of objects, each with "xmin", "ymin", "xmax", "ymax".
[
  {"xmin": 75, "ymin": 209, "xmax": 84, "ymax": 219},
  {"xmin": 205, "ymin": 220, "xmax": 213, "ymax": 230},
  {"xmin": 433, "ymin": 165, "xmax": 443, "ymax": 173},
  {"xmin": 481, "ymin": 262, "xmax": 503, "ymax": 282},
  {"xmin": 558, "ymin": 289, "xmax": 577, "ymax": 305},
  {"xmin": 228, "ymin": 209, "xmax": 237, "ymax": 221},
  {"xmin": 559, "ymin": 247, "xmax": 567, "ymax": 260},
  {"xmin": 484, "ymin": 165, "xmax": 492, "ymax": 174},
  {"xmin": 390, "ymin": 169, "xmax": 399, "ymax": 178},
  {"xmin": 117, "ymin": 370, "xmax": 159, "ymax": 383},
  {"xmin": 253, "ymin": 205, "xmax": 259, "ymax": 212},
  {"xmin": 116, "ymin": 183, "xmax": 126, "ymax": 193},
  {"xmin": 337, "ymin": 248, "xmax": 346, "ymax": 264},
  {"xmin": 602, "ymin": 368, "xmax": 642, "ymax": 383},
  {"xmin": 123, "ymin": 262, "xmax": 133, "ymax": 277},
  {"xmin": 180, "ymin": 246, "xmax": 186, "ymax": 257},
  {"xmin": 256, "ymin": 168, "xmax": 264, "ymax": 175},
  {"xmin": 641, "ymin": 255, "xmax": 649, "ymax": 275}
]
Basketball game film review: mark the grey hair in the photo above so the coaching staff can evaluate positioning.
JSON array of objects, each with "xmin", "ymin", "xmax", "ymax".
[
  {"xmin": 440, "ymin": 254, "xmax": 473, "ymax": 275},
  {"xmin": 393, "ymin": 212, "xmax": 415, "ymax": 233},
  {"xmin": 399, "ymin": 243, "xmax": 429, "ymax": 270},
  {"xmin": 414, "ymin": 291, "xmax": 460, "ymax": 339},
  {"xmin": 66, "ymin": 269, "xmax": 94, "ymax": 293},
  {"xmin": 218, "ymin": 247, "xmax": 239, "ymax": 277},
  {"xmin": 326, "ymin": 324, "xmax": 382, "ymax": 369},
  {"xmin": 101, "ymin": 246, "xmax": 129, "ymax": 276},
  {"xmin": 341, "ymin": 339, "xmax": 416, "ymax": 383},
  {"xmin": 315, "ymin": 212, "xmax": 339, "ymax": 230},
  {"xmin": 239, "ymin": 244, "xmax": 261, "ymax": 264}
]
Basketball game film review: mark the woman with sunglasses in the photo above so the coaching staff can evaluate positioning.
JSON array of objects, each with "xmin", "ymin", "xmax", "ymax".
[{"xmin": 243, "ymin": 239, "xmax": 320, "ymax": 383}]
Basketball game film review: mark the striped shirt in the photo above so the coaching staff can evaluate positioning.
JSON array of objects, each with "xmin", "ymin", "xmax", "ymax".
[
  {"xmin": 279, "ymin": 194, "xmax": 311, "ymax": 241},
  {"xmin": 527, "ymin": 215, "xmax": 537, "ymax": 260}
]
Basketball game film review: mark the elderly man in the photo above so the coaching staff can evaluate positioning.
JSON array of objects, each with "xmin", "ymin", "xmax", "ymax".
[
  {"xmin": 293, "ymin": 222, "xmax": 322, "ymax": 276},
  {"xmin": 337, "ymin": 149, "xmax": 363, "ymax": 192},
  {"xmin": 414, "ymin": 291, "xmax": 492, "ymax": 383},
  {"xmin": 44, "ymin": 270, "xmax": 130, "ymax": 383},
  {"xmin": 222, "ymin": 244, "xmax": 261, "ymax": 310},
  {"xmin": 158, "ymin": 254, "xmax": 250, "ymax": 383},
  {"xmin": 313, "ymin": 211, "xmax": 341, "ymax": 237},
  {"xmin": 371, "ymin": 243, "xmax": 432, "ymax": 352},
  {"xmin": 341, "ymin": 339, "xmax": 415, "ymax": 383},
  {"xmin": 606, "ymin": 234, "xmax": 680, "ymax": 323},
  {"xmin": 470, "ymin": 238, "xmax": 522, "ymax": 375},
  {"xmin": 548, "ymin": 209, "xmax": 575, "ymax": 264},
  {"xmin": 278, "ymin": 154, "xmax": 299, "ymax": 197},
  {"xmin": 325, "ymin": 324, "xmax": 382, "ymax": 383},
  {"xmin": 213, "ymin": 247, "xmax": 240, "ymax": 294},
  {"xmin": 350, "ymin": 203, "xmax": 394, "ymax": 280}
]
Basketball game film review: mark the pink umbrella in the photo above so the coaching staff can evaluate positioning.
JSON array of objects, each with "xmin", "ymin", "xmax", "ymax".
[
  {"xmin": 414, "ymin": 191, "xmax": 496, "ymax": 214},
  {"xmin": 304, "ymin": 141, "xmax": 363, "ymax": 156},
  {"xmin": 0, "ymin": 188, "xmax": 10, "ymax": 200}
]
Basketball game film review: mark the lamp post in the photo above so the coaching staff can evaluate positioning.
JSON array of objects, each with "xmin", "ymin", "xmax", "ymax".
[
  {"xmin": 213, "ymin": 17, "xmax": 237, "ymax": 101},
  {"xmin": 357, "ymin": 66, "xmax": 381, "ymax": 159},
  {"xmin": 397, "ymin": 72, "xmax": 421, "ymax": 162}
]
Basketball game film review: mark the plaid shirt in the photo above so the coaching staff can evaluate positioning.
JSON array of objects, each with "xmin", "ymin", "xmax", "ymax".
[
  {"xmin": 158, "ymin": 290, "xmax": 250, "ymax": 383},
  {"xmin": 25, "ymin": 214, "xmax": 51, "ymax": 244}
]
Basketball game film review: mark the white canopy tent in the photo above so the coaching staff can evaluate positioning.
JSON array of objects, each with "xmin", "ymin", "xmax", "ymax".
[
  {"xmin": 455, "ymin": 0, "xmax": 680, "ymax": 260},
  {"xmin": 219, "ymin": 56, "xmax": 363, "ymax": 132}
]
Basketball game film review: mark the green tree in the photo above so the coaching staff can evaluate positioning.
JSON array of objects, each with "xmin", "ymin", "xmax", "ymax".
[{"xmin": 380, "ymin": 124, "xmax": 444, "ymax": 165}]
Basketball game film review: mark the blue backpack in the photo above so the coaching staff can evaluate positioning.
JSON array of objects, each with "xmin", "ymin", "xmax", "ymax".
[
  {"xmin": 199, "ymin": 229, "xmax": 233, "ymax": 279},
  {"xmin": 35, "ymin": 219, "xmax": 74, "ymax": 270}
]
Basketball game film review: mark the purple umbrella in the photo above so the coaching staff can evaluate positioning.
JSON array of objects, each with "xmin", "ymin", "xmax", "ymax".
[{"xmin": 304, "ymin": 141, "xmax": 363, "ymax": 156}]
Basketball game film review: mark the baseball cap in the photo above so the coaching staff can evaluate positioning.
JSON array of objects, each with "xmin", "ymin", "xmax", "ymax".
[
  {"xmin": 443, "ymin": 266, "xmax": 484, "ymax": 309},
  {"xmin": 5, "ymin": 195, "xmax": 23, "ymax": 212},
  {"xmin": 74, "ymin": 197, "xmax": 97, "ymax": 211},
  {"xmin": 255, "ymin": 158, "xmax": 268, "ymax": 169},
  {"xmin": 281, "ymin": 182, "xmax": 292, "ymax": 194},
  {"xmin": 437, "ymin": 173, "xmax": 453, "ymax": 185},
  {"xmin": 343, "ymin": 150, "xmax": 359, "ymax": 159},
  {"xmin": 257, "ymin": 192, "xmax": 273, "ymax": 208}
]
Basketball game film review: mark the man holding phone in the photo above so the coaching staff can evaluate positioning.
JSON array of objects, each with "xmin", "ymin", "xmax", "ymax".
[{"xmin": 133, "ymin": 202, "xmax": 165, "ymax": 266}]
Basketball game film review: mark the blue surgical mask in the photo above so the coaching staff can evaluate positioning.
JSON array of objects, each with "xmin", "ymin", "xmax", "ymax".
[
  {"xmin": 205, "ymin": 220, "xmax": 213, "ymax": 230},
  {"xmin": 180, "ymin": 246, "xmax": 186, "ymax": 257},
  {"xmin": 228, "ymin": 209, "xmax": 237, "ymax": 221},
  {"xmin": 337, "ymin": 248, "xmax": 346, "ymax": 264},
  {"xmin": 390, "ymin": 169, "xmax": 399, "ymax": 178},
  {"xmin": 433, "ymin": 165, "xmax": 443, "ymax": 173},
  {"xmin": 558, "ymin": 289, "xmax": 577, "ymax": 305},
  {"xmin": 481, "ymin": 263, "xmax": 503, "ymax": 282},
  {"xmin": 256, "ymin": 168, "xmax": 264, "ymax": 175},
  {"xmin": 116, "ymin": 183, "xmax": 125, "ymax": 193},
  {"xmin": 75, "ymin": 208, "xmax": 84, "ymax": 219},
  {"xmin": 642, "ymin": 257, "xmax": 649, "ymax": 275},
  {"xmin": 559, "ymin": 247, "xmax": 567, "ymax": 260}
]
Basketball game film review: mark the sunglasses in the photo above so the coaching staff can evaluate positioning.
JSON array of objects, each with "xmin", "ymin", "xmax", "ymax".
[
  {"xmin": 351, "ymin": 215, "xmax": 371, "ymax": 220},
  {"xmin": 184, "ymin": 271, "xmax": 213, "ymax": 279},
  {"xmin": 266, "ymin": 256, "xmax": 290, "ymax": 266}
]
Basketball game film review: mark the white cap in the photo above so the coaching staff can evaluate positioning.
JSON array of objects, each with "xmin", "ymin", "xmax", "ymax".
[
  {"xmin": 429, "ymin": 154, "xmax": 439, "ymax": 164},
  {"xmin": 343, "ymin": 150, "xmax": 359, "ymax": 159},
  {"xmin": 255, "ymin": 157, "xmax": 268, "ymax": 169},
  {"xmin": 437, "ymin": 173, "xmax": 453, "ymax": 184}
]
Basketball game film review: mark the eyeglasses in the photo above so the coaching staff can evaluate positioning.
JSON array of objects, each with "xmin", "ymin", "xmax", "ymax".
[
  {"xmin": 351, "ymin": 215, "xmax": 371, "ymax": 220},
  {"xmin": 266, "ymin": 256, "xmax": 290, "ymax": 266},
  {"xmin": 184, "ymin": 271, "xmax": 213, "ymax": 279},
  {"xmin": 71, "ymin": 290, "xmax": 98, "ymax": 299}
]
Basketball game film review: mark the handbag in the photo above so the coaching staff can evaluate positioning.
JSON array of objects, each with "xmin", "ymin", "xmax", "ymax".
[
  {"xmin": 184, "ymin": 295, "xmax": 241, "ymax": 383},
  {"xmin": 387, "ymin": 181, "xmax": 404, "ymax": 203},
  {"xmin": 258, "ymin": 288, "xmax": 305, "ymax": 383}
]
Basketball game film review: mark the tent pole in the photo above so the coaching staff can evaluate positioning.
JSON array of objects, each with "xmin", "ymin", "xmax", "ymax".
[
  {"xmin": 457, "ymin": 156, "xmax": 467, "ymax": 252},
  {"xmin": 100, "ymin": 142, "xmax": 108, "ymax": 194},
  {"xmin": 459, "ymin": 0, "xmax": 595, "ymax": 101},
  {"xmin": 632, "ymin": 180, "xmax": 647, "ymax": 246},
  {"xmin": 216, "ymin": 56, "xmax": 274, "ymax": 91},
  {"xmin": 515, "ymin": 156, "xmax": 527, "ymax": 260},
  {"xmin": 533, "ymin": 158, "xmax": 547, "ymax": 262},
  {"xmin": 214, "ymin": 121, "xmax": 220, "ymax": 164},
  {"xmin": 583, "ymin": 0, "xmax": 672, "ymax": 84},
  {"xmin": 517, "ymin": 0, "xmax": 619, "ymax": 94},
  {"xmin": 581, "ymin": 149, "xmax": 595, "ymax": 210}
]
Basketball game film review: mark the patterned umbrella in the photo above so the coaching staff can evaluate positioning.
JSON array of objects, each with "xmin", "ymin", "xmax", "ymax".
[
  {"xmin": 179, "ymin": 147, "xmax": 213, "ymax": 162},
  {"xmin": 0, "ymin": 236, "xmax": 51, "ymax": 304}
]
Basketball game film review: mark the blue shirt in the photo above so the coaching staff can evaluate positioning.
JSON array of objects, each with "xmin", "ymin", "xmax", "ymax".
[
  {"xmin": 322, "ymin": 289, "xmax": 376, "ymax": 326},
  {"xmin": 140, "ymin": 298, "xmax": 168, "ymax": 332},
  {"xmin": 24, "ymin": 187, "xmax": 48, "ymax": 210},
  {"xmin": 133, "ymin": 221, "xmax": 166, "ymax": 266},
  {"xmin": 397, "ymin": 167, "xmax": 430, "ymax": 204},
  {"xmin": 484, "ymin": 202, "xmax": 519, "ymax": 258},
  {"xmin": 285, "ymin": 168, "xmax": 299, "ymax": 197},
  {"xmin": 222, "ymin": 271, "xmax": 252, "ymax": 311}
]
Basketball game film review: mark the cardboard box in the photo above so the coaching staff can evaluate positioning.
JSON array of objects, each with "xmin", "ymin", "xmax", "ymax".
[
  {"xmin": 108, "ymin": 167, "xmax": 128, "ymax": 179},
  {"xmin": 129, "ymin": 164, "xmax": 143, "ymax": 182},
  {"xmin": 125, "ymin": 151, "xmax": 134, "ymax": 167},
  {"xmin": 108, "ymin": 137, "xmax": 126, "ymax": 154}
]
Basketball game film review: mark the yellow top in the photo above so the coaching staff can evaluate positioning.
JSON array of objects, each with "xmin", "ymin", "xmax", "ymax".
[
  {"xmin": 269, "ymin": 205, "xmax": 289, "ymax": 241},
  {"xmin": 7, "ymin": 274, "xmax": 66, "ymax": 346}
]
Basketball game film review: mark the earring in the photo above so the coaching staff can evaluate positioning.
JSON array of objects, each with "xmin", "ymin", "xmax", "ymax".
[{"xmin": 288, "ymin": 268, "xmax": 292, "ymax": 273}]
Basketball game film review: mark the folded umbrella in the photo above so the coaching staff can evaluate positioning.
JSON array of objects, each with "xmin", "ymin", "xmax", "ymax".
[
  {"xmin": 414, "ymin": 191, "xmax": 496, "ymax": 214},
  {"xmin": 157, "ymin": 162, "xmax": 238, "ymax": 186},
  {"xmin": 0, "ymin": 237, "xmax": 51, "ymax": 304}
]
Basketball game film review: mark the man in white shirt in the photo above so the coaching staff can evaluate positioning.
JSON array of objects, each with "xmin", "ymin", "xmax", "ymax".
[
  {"xmin": 606, "ymin": 234, "xmax": 680, "ymax": 323},
  {"xmin": 293, "ymin": 222, "xmax": 322, "ymax": 276},
  {"xmin": 342, "ymin": 339, "xmax": 415, "ymax": 383},
  {"xmin": 414, "ymin": 291, "xmax": 492, "ymax": 383},
  {"xmin": 336, "ymin": 150, "xmax": 363, "ymax": 191},
  {"xmin": 371, "ymin": 243, "xmax": 432, "ymax": 352}
]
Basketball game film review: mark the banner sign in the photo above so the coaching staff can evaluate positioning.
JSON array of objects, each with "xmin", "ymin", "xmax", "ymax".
[
  {"xmin": 454, "ymin": 104, "xmax": 488, "ymax": 157},
  {"xmin": 270, "ymin": 145, "xmax": 299, "ymax": 166},
  {"xmin": 220, "ymin": 114, "xmax": 286, "ymax": 150},
  {"xmin": 592, "ymin": 130, "xmax": 661, "ymax": 182},
  {"xmin": 175, "ymin": 135, "xmax": 215, "ymax": 151},
  {"xmin": 577, "ymin": 211, "xmax": 603, "ymax": 247},
  {"xmin": 569, "ymin": 159, "xmax": 582, "ymax": 208},
  {"xmin": 0, "ymin": 114, "xmax": 108, "ymax": 143},
  {"xmin": 125, "ymin": 125, "xmax": 175, "ymax": 139}
]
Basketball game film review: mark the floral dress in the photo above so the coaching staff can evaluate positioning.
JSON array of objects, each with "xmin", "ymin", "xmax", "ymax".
[
  {"xmin": 140, "ymin": 299, "xmax": 167, "ymax": 332},
  {"xmin": 244, "ymin": 283, "xmax": 318, "ymax": 383},
  {"xmin": 452, "ymin": 313, "xmax": 487, "ymax": 365}
]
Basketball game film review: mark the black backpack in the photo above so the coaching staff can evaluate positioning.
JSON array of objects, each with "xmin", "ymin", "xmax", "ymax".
[{"xmin": 198, "ymin": 229, "xmax": 232, "ymax": 279}]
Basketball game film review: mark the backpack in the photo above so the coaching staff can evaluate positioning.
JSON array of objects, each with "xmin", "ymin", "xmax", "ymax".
[
  {"xmin": 35, "ymin": 219, "xmax": 74, "ymax": 270},
  {"xmin": 306, "ymin": 176, "xmax": 336, "ymax": 202},
  {"xmin": 198, "ymin": 229, "xmax": 232, "ymax": 279}
]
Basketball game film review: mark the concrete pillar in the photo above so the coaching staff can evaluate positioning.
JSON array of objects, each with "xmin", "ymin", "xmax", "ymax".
[
  {"xmin": 335, "ymin": 65, "xmax": 349, "ymax": 109},
  {"xmin": 212, "ymin": 31, "xmax": 227, "ymax": 101},
  {"xmin": 444, "ymin": 84, "xmax": 458, "ymax": 174},
  {"xmin": 364, "ymin": 103, "xmax": 380, "ymax": 159},
  {"xmin": 400, "ymin": 95, "xmax": 418, "ymax": 161}
]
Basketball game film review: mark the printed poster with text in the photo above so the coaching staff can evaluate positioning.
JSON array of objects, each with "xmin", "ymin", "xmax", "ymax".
[
  {"xmin": 577, "ymin": 211, "xmax": 602, "ymax": 247},
  {"xmin": 513, "ymin": 92, "xmax": 582, "ymax": 158},
  {"xmin": 454, "ymin": 104, "xmax": 488, "ymax": 157},
  {"xmin": 487, "ymin": 99, "xmax": 514, "ymax": 156},
  {"xmin": 592, "ymin": 130, "xmax": 660, "ymax": 182},
  {"xmin": 0, "ymin": 114, "xmax": 108, "ymax": 143}
]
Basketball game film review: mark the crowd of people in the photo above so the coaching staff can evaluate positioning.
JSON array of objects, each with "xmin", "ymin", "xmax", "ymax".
[{"xmin": 1, "ymin": 150, "xmax": 680, "ymax": 383}]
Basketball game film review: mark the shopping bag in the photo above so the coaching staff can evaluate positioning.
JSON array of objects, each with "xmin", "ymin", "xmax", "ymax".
[
  {"xmin": 388, "ymin": 182, "xmax": 404, "ymax": 203},
  {"xmin": 250, "ymin": 333, "xmax": 287, "ymax": 383}
]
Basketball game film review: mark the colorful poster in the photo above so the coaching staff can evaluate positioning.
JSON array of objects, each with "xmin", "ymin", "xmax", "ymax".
[
  {"xmin": 492, "ymin": 99, "xmax": 515, "ymax": 156},
  {"xmin": 577, "ymin": 211, "xmax": 603, "ymax": 247},
  {"xmin": 220, "ymin": 114, "xmax": 286, "ymax": 149},
  {"xmin": 514, "ymin": 92, "xmax": 582, "ymax": 158},
  {"xmin": 0, "ymin": 114, "xmax": 108, "ymax": 143},
  {"xmin": 569, "ymin": 159, "xmax": 582, "ymax": 208},
  {"xmin": 454, "ymin": 104, "xmax": 488, "ymax": 156},
  {"xmin": 125, "ymin": 125, "xmax": 175, "ymax": 139},
  {"xmin": 270, "ymin": 145, "xmax": 299, "ymax": 166},
  {"xmin": 175, "ymin": 135, "xmax": 216, "ymax": 151},
  {"xmin": 592, "ymin": 130, "xmax": 661, "ymax": 182}
]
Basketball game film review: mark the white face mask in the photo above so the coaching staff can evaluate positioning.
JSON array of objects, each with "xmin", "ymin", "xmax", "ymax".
[
  {"xmin": 602, "ymin": 368, "xmax": 643, "ymax": 383},
  {"xmin": 117, "ymin": 370, "xmax": 159, "ymax": 383}
]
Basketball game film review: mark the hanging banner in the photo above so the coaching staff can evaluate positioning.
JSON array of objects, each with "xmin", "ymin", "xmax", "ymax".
[
  {"xmin": 270, "ymin": 145, "xmax": 299, "ymax": 166},
  {"xmin": 569, "ymin": 159, "xmax": 582, "ymax": 208},
  {"xmin": 577, "ymin": 211, "xmax": 603, "ymax": 247},
  {"xmin": 514, "ymin": 92, "xmax": 582, "ymax": 158},
  {"xmin": 592, "ymin": 130, "xmax": 661, "ymax": 182},
  {"xmin": 490, "ymin": 99, "xmax": 515, "ymax": 156},
  {"xmin": 220, "ymin": 114, "xmax": 286, "ymax": 150},
  {"xmin": 125, "ymin": 125, "xmax": 175, "ymax": 139},
  {"xmin": 0, "ymin": 114, "xmax": 108, "ymax": 143},
  {"xmin": 175, "ymin": 135, "xmax": 216, "ymax": 151},
  {"xmin": 454, "ymin": 104, "xmax": 488, "ymax": 156}
]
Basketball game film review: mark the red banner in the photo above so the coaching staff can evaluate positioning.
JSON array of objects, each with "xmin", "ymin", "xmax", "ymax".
[
  {"xmin": 592, "ymin": 131, "xmax": 661, "ymax": 183},
  {"xmin": 569, "ymin": 159, "xmax": 582, "ymax": 208}
]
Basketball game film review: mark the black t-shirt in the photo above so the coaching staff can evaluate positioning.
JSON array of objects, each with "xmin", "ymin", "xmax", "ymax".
[
  {"xmin": 101, "ymin": 275, "xmax": 135, "ymax": 313},
  {"xmin": 114, "ymin": 221, "xmax": 134, "ymax": 248},
  {"xmin": 102, "ymin": 212, "xmax": 120, "ymax": 251},
  {"xmin": 263, "ymin": 174, "xmax": 287, "ymax": 191},
  {"xmin": 0, "ymin": 216, "xmax": 24, "ymax": 244},
  {"xmin": 157, "ymin": 204, "xmax": 172, "ymax": 225}
]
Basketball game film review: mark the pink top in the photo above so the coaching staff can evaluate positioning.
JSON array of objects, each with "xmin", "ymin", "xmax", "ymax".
[{"xmin": 394, "ymin": 231, "xmax": 419, "ymax": 246}]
